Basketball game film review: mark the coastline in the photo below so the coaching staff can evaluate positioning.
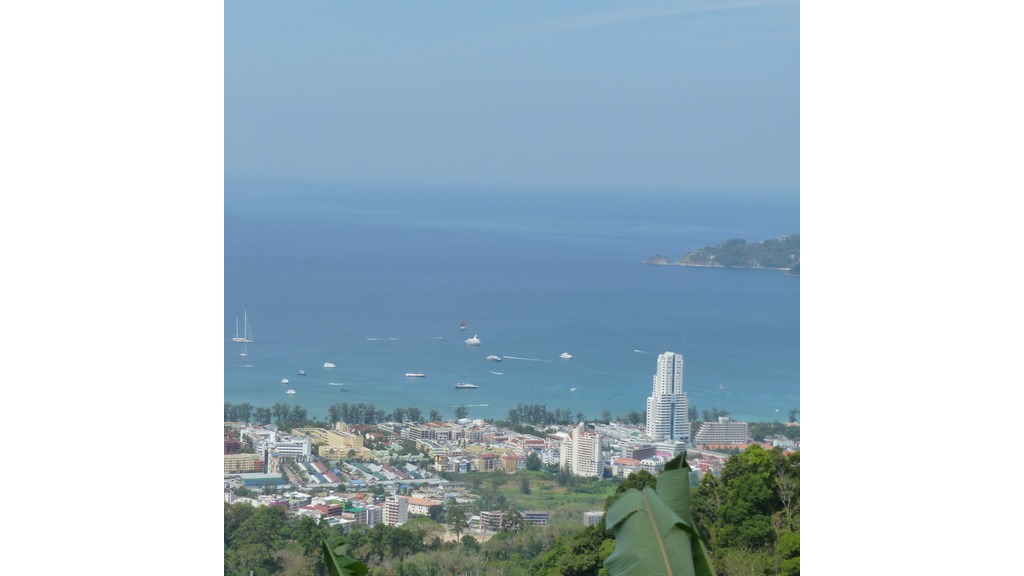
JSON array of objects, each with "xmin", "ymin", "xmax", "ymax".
[{"xmin": 643, "ymin": 258, "xmax": 794, "ymax": 272}]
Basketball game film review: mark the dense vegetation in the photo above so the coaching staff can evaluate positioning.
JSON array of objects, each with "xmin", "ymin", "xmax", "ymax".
[
  {"xmin": 647, "ymin": 234, "xmax": 799, "ymax": 271},
  {"xmin": 225, "ymin": 445, "xmax": 799, "ymax": 575}
]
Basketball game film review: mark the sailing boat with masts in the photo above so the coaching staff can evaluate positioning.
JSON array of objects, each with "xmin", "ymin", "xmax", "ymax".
[{"xmin": 232, "ymin": 311, "xmax": 253, "ymax": 343}]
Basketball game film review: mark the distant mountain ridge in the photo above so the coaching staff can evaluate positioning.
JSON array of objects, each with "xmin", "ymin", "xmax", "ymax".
[{"xmin": 646, "ymin": 234, "xmax": 799, "ymax": 274}]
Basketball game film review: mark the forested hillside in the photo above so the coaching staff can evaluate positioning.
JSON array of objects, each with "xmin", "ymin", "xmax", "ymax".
[{"xmin": 647, "ymin": 234, "xmax": 799, "ymax": 271}]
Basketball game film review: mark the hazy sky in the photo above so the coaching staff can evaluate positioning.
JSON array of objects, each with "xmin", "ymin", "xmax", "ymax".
[{"xmin": 226, "ymin": 0, "xmax": 799, "ymax": 195}]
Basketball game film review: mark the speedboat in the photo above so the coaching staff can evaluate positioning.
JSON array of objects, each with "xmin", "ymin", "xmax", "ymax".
[
  {"xmin": 560, "ymin": 352, "xmax": 572, "ymax": 359},
  {"xmin": 405, "ymin": 373, "xmax": 426, "ymax": 378},
  {"xmin": 465, "ymin": 334, "xmax": 481, "ymax": 346},
  {"xmin": 281, "ymin": 378, "xmax": 289, "ymax": 385},
  {"xmin": 298, "ymin": 370, "xmax": 306, "ymax": 376},
  {"xmin": 486, "ymin": 355, "xmax": 501, "ymax": 362},
  {"xmin": 324, "ymin": 362, "xmax": 336, "ymax": 368},
  {"xmin": 455, "ymin": 382, "xmax": 478, "ymax": 389},
  {"xmin": 286, "ymin": 389, "xmax": 296, "ymax": 395}
]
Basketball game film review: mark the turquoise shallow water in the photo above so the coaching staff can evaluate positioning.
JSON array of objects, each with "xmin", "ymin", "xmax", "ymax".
[{"xmin": 224, "ymin": 183, "xmax": 799, "ymax": 424}]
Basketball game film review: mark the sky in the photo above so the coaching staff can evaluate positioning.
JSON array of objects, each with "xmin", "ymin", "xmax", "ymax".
[{"xmin": 226, "ymin": 0, "xmax": 799, "ymax": 195}]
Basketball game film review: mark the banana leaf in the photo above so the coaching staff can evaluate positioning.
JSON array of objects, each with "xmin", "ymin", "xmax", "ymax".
[
  {"xmin": 322, "ymin": 537, "xmax": 368, "ymax": 576},
  {"xmin": 604, "ymin": 454, "xmax": 716, "ymax": 576}
]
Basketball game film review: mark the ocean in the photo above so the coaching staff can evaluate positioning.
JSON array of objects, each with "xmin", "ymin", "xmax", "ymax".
[{"xmin": 225, "ymin": 183, "xmax": 799, "ymax": 425}]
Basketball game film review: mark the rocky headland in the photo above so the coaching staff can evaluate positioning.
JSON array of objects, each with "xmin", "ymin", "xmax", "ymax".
[{"xmin": 646, "ymin": 234, "xmax": 799, "ymax": 275}]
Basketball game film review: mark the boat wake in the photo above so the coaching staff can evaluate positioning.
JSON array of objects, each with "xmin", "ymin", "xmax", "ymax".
[
  {"xmin": 502, "ymin": 356, "xmax": 551, "ymax": 363},
  {"xmin": 490, "ymin": 371, "xmax": 503, "ymax": 375},
  {"xmin": 633, "ymin": 349, "xmax": 650, "ymax": 354},
  {"xmin": 366, "ymin": 337, "xmax": 400, "ymax": 341},
  {"xmin": 329, "ymin": 382, "xmax": 346, "ymax": 386}
]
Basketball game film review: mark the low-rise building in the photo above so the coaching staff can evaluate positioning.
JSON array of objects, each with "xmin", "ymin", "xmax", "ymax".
[
  {"xmin": 500, "ymin": 454, "xmax": 526, "ymax": 473},
  {"xmin": 652, "ymin": 439, "xmax": 687, "ymax": 457},
  {"xmin": 694, "ymin": 417, "xmax": 750, "ymax": 447},
  {"xmin": 224, "ymin": 453, "xmax": 264, "ymax": 474},
  {"xmin": 624, "ymin": 443, "xmax": 656, "ymax": 461},
  {"xmin": 610, "ymin": 457, "xmax": 641, "ymax": 478},
  {"xmin": 639, "ymin": 455, "xmax": 666, "ymax": 475},
  {"xmin": 406, "ymin": 497, "xmax": 441, "ymax": 516},
  {"xmin": 475, "ymin": 453, "xmax": 498, "ymax": 472},
  {"xmin": 523, "ymin": 510, "xmax": 549, "ymax": 527},
  {"xmin": 479, "ymin": 510, "xmax": 505, "ymax": 532}
]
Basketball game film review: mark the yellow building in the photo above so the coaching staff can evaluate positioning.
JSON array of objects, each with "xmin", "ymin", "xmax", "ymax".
[
  {"xmin": 224, "ymin": 453, "xmax": 262, "ymax": 474},
  {"xmin": 293, "ymin": 425, "xmax": 372, "ymax": 459}
]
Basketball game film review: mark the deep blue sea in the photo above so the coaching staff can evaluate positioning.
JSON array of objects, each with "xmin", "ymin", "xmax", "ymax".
[{"xmin": 225, "ymin": 183, "xmax": 799, "ymax": 424}]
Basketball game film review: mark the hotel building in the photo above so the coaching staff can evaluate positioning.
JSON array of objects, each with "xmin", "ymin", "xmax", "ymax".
[
  {"xmin": 645, "ymin": 352, "xmax": 690, "ymax": 443},
  {"xmin": 559, "ymin": 422, "xmax": 603, "ymax": 478}
]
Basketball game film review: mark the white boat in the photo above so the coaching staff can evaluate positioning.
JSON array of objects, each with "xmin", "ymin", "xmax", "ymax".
[
  {"xmin": 455, "ymin": 382, "xmax": 478, "ymax": 389},
  {"xmin": 405, "ymin": 373, "xmax": 426, "ymax": 378},
  {"xmin": 560, "ymin": 352, "xmax": 572, "ymax": 359},
  {"xmin": 570, "ymin": 387, "xmax": 577, "ymax": 392},
  {"xmin": 324, "ymin": 362, "xmax": 336, "ymax": 368},
  {"xmin": 281, "ymin": 378, "xmax": 289, "ymax": 385},
  {"xmin": 231, "ymin": 311, "xmax": 253, "ymax": 343},
  {"xmin": 298, "ymin": 370, "xmax": 306, "ymax": 376},
  {"xmin": 486, "ymin": 355, "xmax": 501, "ymax": 362},
  {"xmin": 465, "ymin": 334, "xmax": 481, "ymax": 346},
  {"xmin": 286, "ymin": 389, "xmax": 296, "ymax": 395}
]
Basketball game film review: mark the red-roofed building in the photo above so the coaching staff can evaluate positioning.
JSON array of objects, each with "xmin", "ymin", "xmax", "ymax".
[
  {"xmin": 475, "ymin": 453, "xmax": 498, "ymax": 472},
  {"xmin": 500, "ymin": 453, "xmax": 526, "ymax": 473}
]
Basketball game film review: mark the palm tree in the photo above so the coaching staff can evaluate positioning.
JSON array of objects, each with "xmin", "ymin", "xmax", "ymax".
[
  {"xmin": 447, "ymin": 506, "xmax": 468, "ymax": 541},
  {"xmin": 501, "ymin": 507, "xmax": 524, "ymax": 532}
]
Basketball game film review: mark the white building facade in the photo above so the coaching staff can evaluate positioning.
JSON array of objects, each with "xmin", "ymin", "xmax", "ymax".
[
  {"xmin": 694, "ymin": 417, "xmax": 749, "ymax": 445},
  {"xmin": 383, "ymin": 495, "xmax": 408, "ymax": 526},
  {"xmin": 645, "ymin": 352, "xmax": 690, "ymax": 443},
  {"xmin": 559, "ymin": 422, "xmax": 603, "ymax": 478}
]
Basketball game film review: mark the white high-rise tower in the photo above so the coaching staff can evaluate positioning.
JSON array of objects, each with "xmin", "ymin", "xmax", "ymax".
[
  {"xmin": 645, "ymin": 352, "xmax": 690, "ymax": 442},
  {"xmin": 559, "ymin": 422, "xmax": 603, "ymax": 478}
]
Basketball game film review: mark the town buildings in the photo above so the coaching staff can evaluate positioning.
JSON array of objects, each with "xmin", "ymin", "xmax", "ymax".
[{"xmin": 645, "ymin": 351, "xmax": 690, "ymax": 443}]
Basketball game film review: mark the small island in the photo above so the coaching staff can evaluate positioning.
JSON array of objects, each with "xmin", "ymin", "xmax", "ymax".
[{"xmin": 646, "ymin": 234, "xmax": 799, "ymax": 275}]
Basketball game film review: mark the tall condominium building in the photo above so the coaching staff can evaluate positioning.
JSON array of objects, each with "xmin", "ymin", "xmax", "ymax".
[
  {"xmin": 645, "ymin": 351, "xmax": 690, "ymax": 443},
  {"xmin": 559, "ymin": 422, "xmax": 603, "ymax": 478},
  {"xmin": 383, "ymin": 495, "xmax": 408, "ymax": 526}
]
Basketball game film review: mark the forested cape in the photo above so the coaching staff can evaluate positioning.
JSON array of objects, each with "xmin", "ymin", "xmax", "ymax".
[
  {"xmin": 647, "ymin": 234, "xmax": 800, "ymax": 272},
  {"xmin": 224, "ymin": 445, "xmax": 799, "ymax": 576}
]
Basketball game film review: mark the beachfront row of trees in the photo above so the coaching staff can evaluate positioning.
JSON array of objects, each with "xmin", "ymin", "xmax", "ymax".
[{"xmin": 225, "ymin": 401, "xmax": 799, "ymax": 445}]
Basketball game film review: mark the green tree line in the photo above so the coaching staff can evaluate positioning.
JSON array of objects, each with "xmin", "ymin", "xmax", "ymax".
[{"xmin": 225, "ymin": 402, "xmax": 444, "ymax": 430}]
